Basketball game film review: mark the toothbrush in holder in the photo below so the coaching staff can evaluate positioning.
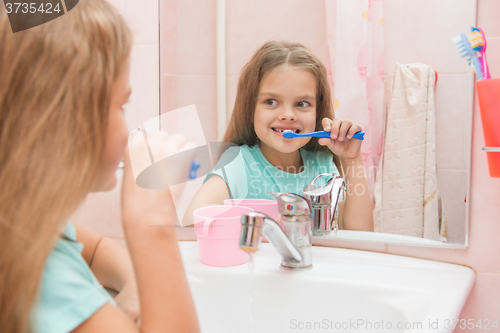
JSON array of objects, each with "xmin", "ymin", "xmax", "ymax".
[
  {"xmin": 283, "ymin": 130, "xmax": 365, "ymax": 140},
  {"xmin": 470, "ymin": 27, "xmax": 491, "ymax": 80},
  {"xmin": 452, "ymin": 32, "xmax": 484, "ymax": 81}
]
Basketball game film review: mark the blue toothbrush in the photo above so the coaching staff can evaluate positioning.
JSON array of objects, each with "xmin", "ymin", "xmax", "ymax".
[
  {"xmin": 452, "ymin": 32, "xmax": 484, "ymax": 81},
  {"xmin": 282, "ymin": 130, "xmax": 365, "ymax": 140}
]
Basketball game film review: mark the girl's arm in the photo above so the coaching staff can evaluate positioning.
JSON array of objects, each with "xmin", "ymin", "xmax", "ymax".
[
  {"xmin": 74, "ymin": 224, "xmax": 140, "ymax": 321},
  {"xmin": 182, "ymin": 175, "xmax": 231, "ymax": 226},
  {"xmin": 337, "ymin": 155, "xmax": 374, "ymax": 231},
  {"xmin": 319, "ymin": 117, "xmax": 374, "ymax": 231},
  {"xmin": 72, "ymin": 147, "xmax": 200, "ymax": 333}
]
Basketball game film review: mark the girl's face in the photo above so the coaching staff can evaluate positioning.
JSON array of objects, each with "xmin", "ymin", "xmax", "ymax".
[
  {"xmin": 91, "ymin": 60, "xmax": 131, "ymax": 192},
  {"xmin": 254, "ymin": 65, "xmax": 317, "ymax": 155}
]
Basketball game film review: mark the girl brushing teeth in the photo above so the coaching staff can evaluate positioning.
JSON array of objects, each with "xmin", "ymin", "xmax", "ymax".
[{"xmin": 187, "ymin": 40, "xmax": 373, "ymax": 231}]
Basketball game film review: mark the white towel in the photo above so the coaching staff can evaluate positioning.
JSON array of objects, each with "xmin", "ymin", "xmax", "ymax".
[{"xmin": 373, "ymin": 63, "xmax": 446, "ymax": 241}]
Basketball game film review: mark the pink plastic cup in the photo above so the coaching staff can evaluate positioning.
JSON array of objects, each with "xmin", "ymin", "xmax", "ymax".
[
  {"xmin": 193, "ymin": 205, "xmax": 252, "ymax": 267},
  {"xmin": 223, "ymin": 199, "xmax": 278, "ymax": 220},
  {"xmin": 224, "ymin": 199, "xmax": 278, "ymax": 242}
]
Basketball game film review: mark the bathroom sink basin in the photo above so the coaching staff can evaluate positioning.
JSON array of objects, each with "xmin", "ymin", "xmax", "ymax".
[{"xmin": 179, "ymin": 242, "xmax": 474, "ymax": 333}]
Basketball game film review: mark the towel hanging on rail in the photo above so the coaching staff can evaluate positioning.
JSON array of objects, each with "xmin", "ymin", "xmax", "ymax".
[{"xmin": 373, "ymin": 62, "xmax": 446, "ymax": 241}]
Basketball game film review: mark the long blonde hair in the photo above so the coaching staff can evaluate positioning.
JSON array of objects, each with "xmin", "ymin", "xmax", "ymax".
[
  {"xmin": 223, "ymin": 40, "xmax": 341, "ymax": 172},
  {"xmin": 0, "ymin": 1, "xmax": 132, "ymax": 332}
]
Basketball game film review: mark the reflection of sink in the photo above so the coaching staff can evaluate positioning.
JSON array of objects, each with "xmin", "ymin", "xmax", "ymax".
[
  {"xmin": 179, "ymin": 242, "xmax": 474, "ymax": 333},
  {"xmin": 323, "ymin": 230, "xmax": 451, "ymax": 247}
]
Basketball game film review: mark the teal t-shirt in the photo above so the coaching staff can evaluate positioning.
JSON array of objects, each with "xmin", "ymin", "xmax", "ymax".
[
  {"xmin": 205, "ymin": 144, "xmax": 339, "ymax": 199},
  {"xmin": 30, "ymin": 221, "xmax": 116, "ymax": 333}
]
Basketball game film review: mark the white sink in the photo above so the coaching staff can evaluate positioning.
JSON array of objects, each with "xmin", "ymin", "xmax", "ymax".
[{"xmin": 179, "ymin": 242, "xmax": 474, "ymax": 333}]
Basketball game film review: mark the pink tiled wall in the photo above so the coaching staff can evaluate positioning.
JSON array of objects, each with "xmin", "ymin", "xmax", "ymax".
[
  {"xmin": 383, "ymin": 0, "xmax": 476, "ymax": 244},
  {"xmin": 225, "ymin": 0, "xmax": 326, "ymax": 120},
  {"xmin": 71, "ymin": 0, "xmax": 160, "ymax": 246},
  {"xmin": 73, "ymin": 0, "xmax": 500, "ymax": 327},
  {"xmin": 314, "ymin": 0, "xmax": 500, "ymax": 326},
  {"xmin": 160, "ymin": 0, "xmax": 218, "ymax": 141}
]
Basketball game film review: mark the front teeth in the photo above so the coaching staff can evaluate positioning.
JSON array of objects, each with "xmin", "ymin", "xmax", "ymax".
[{"xmin": 273, "ymin": 128, "xmax": 300, "ymax": 133}]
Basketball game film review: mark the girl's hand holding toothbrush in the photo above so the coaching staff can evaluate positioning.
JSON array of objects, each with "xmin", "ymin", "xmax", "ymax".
[{"xmin": 318, "ymin": 117, "xmax": 363, "ymax": 162}]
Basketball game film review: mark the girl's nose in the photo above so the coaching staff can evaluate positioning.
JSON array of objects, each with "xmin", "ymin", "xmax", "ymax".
[{"xmin": 279, "ymin": 105, "xmax": 297, "ymax": 121}]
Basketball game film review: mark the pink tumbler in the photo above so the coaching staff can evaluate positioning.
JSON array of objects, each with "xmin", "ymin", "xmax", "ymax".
[
  {"xmin": 223, "ymin": 199, "xmax": 278, "ymax": 220},
  {"xmin": 224, "ymin": 199, "xmax": 279, "ymax": 242},
  {"xmin": 193, "ymin": 205, "xmax": 252, "ymax": 267}
]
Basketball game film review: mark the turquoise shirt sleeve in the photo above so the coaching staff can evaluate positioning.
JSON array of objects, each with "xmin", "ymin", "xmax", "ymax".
[
  {"xmin": 203, "ymin": 146, "xmax": 249, "ymax": 199},
  {"xmin": 30, "ymin": 221, "xmax": 116, "ymax": 333}
]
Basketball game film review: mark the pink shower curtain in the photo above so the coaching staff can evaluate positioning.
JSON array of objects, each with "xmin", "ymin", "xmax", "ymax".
[{"xmin": 325, "ymin": 0, "xmax": 384, "ymax": 199}]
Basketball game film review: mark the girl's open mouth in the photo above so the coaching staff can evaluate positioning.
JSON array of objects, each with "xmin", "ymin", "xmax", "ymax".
[{"xmin": 272, "ymin": 128, "xmax": 300, "ymax": 134}]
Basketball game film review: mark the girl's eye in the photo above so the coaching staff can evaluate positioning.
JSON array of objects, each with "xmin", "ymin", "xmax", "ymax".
[
  {"xmin": 297, "ymin": 101, "xmax": 310, "ymax": 108},
  {"xmin": 265, "ymin": 99, "xmax": 278, "ymax": 106}
]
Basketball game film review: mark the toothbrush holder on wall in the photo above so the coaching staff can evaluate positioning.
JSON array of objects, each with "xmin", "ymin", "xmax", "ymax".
[{"xmin": 476, "ymin": 78, "xmax": 500, "ymax": 177}]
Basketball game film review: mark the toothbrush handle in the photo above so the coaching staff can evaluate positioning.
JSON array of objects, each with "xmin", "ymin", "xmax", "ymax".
[
  {"xmin": 309, "ymin": 130, "xmax": 365, "ymax": 140},
  {"xmin": 352, "ymin": 131, "xmax": 365, "ymax": 140},
  {"xmin": 482, "ymin": 51, "xmax": 491, "ymax": 79},
  {"xmin": 308, "ymin": 130, "xmax": 332, "ymax": 138},
  {"xmin": 460, "ymin": 33, "xmax": 484, "ymax": 81},
  {"xmin": 472, "ymin": 55, "xmax": 484, "ymax": 80},
  {"xmin": 479, "ymin": 28, "xmax": 491, "ymax": 79}
]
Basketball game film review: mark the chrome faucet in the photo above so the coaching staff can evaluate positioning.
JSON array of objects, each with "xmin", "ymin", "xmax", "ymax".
[
  {"xmin": 239, "ymin": 193, "xmax": 312, "ymax": 270},
  {"xmin": 303, "ymin": 173, "xmax": 345, "ymax": 236}
]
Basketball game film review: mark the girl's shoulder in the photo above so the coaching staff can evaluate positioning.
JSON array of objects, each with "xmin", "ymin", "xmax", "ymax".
[
  {"xmin": 214, "ymin": 144, "xmax": 256, "ymax": 169},
  {"xmin": 219, "ymin": 144, "xmax": 257, "ymax": 160}
]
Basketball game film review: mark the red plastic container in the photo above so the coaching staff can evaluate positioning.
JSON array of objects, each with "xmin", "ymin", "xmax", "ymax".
[{"xmin": 475, "ymin": 78, "xmax": 500, "ymax": 178}]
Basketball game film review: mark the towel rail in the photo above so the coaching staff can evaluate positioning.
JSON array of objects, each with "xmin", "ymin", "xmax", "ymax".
[{"xmin": 483, "ymin": 147, "xmax": 500, "ymax": 152}]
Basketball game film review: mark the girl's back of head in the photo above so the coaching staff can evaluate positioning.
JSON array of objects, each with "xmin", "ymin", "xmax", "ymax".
[
  {"xmin": 0, "ymin": 1, "xmax": 131, "ymax": 332},
  {"xmin": 223, "ymin": 40, "xmax": 334, "ymax": 152}
]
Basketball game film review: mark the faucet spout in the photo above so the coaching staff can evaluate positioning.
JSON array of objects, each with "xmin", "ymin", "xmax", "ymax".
[{"xmin": 240, "ymin": 212, "xmax": 304, "ymax": 267}]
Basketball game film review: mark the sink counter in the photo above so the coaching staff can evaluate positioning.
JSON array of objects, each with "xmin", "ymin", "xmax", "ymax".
[{"xmin": 179, "ymin": 242, "xmax": 474, "ymax": 333}]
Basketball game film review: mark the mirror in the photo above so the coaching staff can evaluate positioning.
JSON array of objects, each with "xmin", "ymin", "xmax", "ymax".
[{"xmin": 159, "ymin": 0, "xmax": 474, "ymax": 248}]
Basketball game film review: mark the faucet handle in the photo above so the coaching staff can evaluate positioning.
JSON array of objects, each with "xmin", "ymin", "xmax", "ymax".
[
  {"xmin": 270, "ymin": 192, "xmax": 312, "ymax": 216},
  {"xmin": 303, "ymin": 173, "xmax": 337, "ymax": 205},
  {"xmin": 305, "ymin": 175, "xmax": 346, "ymax": 235},
  {"xmin": 332, "ymin": 177, "xmax": 345, "ymax": 204},
  {"xmin": 330, "ymin": 177, "xmax": 345, "ymax": 233}
]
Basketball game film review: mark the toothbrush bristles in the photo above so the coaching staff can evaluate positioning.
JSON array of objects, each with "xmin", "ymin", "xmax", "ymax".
[{"xmin": 470, "ymin": 30, "xmax": 485, "ymax": 51}]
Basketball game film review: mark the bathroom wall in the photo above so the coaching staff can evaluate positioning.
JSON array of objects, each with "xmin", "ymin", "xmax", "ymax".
[
  {"xmin": 383, "ymin": 0, "xmax": 475, "ymax": 244},
  {"xmin": 160, "ymin": 0, "xmax": 327, "ymax": 143},
  {"xmin": 314, "ymin": 0, "xmax": 500, "ymax": 325},
  {"xmin": 71, "ymin": 0, "xmax": 500, "ymax": 328},
  {"xmin": 70, "ymin": 0, "xmax": 160, "ymax": 245}
]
